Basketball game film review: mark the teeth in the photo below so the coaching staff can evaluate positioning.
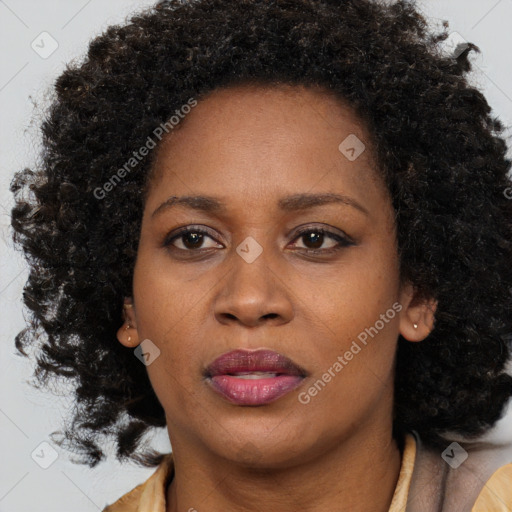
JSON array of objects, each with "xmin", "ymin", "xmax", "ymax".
[{"xmin": 231, "ymin": 372, "xmax": 279, "ymax": 379}]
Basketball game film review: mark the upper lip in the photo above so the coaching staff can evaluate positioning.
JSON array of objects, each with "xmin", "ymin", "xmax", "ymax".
[{"xmin": 205, "ymin": 349, "xmax": 308, "ymax": 377}]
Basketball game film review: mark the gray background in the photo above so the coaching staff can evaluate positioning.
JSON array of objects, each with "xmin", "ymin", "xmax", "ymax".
[{"xmin": 1, "ymin": 1, "xmax": 512, "ymax": 510}]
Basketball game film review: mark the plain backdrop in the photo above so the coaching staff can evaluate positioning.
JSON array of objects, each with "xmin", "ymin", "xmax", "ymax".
[{"xmin": 1, "ymin": 1, "xmax": 512, "ymax": 510}]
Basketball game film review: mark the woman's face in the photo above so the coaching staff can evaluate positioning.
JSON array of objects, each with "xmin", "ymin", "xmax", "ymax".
[{"xmin": 121, "ymin": 84, "xmax": 426, "ymax": 467}]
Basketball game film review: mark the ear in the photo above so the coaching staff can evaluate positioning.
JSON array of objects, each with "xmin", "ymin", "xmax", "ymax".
[
  {"xmin": 398, "ymin": 282, "xmax": 437, "ymax": 342},
  {"xmin": 117, "ymin": 297, "xmax": 140, "ymax": 348}
]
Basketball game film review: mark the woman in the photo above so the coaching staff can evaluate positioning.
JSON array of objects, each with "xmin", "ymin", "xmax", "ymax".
[{"xmin": 10, "ymin": 0, "xmax": 512, "ymax": 510}]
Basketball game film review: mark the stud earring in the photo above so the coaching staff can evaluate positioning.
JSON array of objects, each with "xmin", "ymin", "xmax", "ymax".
[
  {"xmin": 123, "ymin": 303, "xmax": 134, "ymax": 342},
  {"xmin": 125, "ymin": 323, "xmax": 132, "ymax": 343},
  {"xmin": 413, "ymin": 323, "xmax": 418, "ymax": 329}
]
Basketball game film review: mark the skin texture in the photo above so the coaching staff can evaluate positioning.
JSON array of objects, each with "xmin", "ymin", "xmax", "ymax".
[{"xmin": 118, "ymin": 84, "xmax": 436, "ymax": 512}]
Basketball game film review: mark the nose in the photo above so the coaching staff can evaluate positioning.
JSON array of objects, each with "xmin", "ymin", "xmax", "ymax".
[{"xmin": 213, "ymin": 241, "xmax": 294, "ymax": 328}]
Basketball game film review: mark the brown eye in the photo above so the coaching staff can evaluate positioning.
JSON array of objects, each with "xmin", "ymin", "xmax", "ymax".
[
  {"xmin": 300, "ymin": 231, "xmax": 329, "ymax": 249},
  {"xmin": 179, "ymin": 231, "xmax": 206, "ymax": 249},
  {"xmin": 290, "ymin": 227, "xmax": 353, "ymax": 254},
  {"xmin": 164, "ymin": 226, "xmax": 221, "ymax": 251}
]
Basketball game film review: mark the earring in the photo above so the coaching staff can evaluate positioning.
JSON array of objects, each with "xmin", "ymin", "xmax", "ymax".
[
  {"xmin": 123, "ymin": 303, "xmax": 134, "ymax": 342},
  {"xmin": 413, "ymin": 323, "xmax": 418, "ymax": 329}
]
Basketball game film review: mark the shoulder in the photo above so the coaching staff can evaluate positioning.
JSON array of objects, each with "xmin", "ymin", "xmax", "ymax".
[
  {"xmin": 103, "ymin": 483, "xmax": 145, "ymax": 512},
  {"xmin": 473, "ymin": 463, "xmax": 512, "ymax": 511},
  {"xmin": 102, "ymin": 453, "xmax": 174, "ymax": 512}
]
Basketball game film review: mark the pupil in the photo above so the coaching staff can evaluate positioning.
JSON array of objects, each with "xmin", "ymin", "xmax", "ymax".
[
  {"xmin": 184, "ymin": 232, "xmax": 203, "ymax": 249},
  {"xmin": 305, "ymin": 232, "xmax": 322, "ymax": 249}
]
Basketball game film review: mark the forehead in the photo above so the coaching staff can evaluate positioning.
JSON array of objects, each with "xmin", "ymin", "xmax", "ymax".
[
  {"xmin": 154, "ymin": 83, "xmax": 374, "ymax": 155},
  {"xmin": 146, "ymin": 83, "xmax": 387, "ymax": 215}
]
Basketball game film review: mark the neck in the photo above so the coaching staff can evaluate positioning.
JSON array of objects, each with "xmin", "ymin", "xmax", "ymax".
[{"xmin": 165, "ymin": 425, "xmax": 402, "ymax": 512}]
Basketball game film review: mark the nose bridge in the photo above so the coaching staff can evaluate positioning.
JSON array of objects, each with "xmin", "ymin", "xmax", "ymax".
[
  {"xmin": 229, "ymin": 232, "xmax": 276, "ymax": 298},
  {"xmin": 214, "ymin": 231, "xmax": 292, "ymax": 325}
]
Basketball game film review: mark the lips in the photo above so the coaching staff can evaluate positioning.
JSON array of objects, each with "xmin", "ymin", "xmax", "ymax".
[
  {"xmin": 204, "ymin": 349, "xmax": 307, "ymax": 406},
  {"xmin": 206, "ymin": 349, "xmax": 306, "ymax": 377}
]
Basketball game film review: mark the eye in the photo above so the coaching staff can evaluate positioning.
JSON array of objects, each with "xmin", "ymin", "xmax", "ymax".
[
  {"xmin": 163, "ymin": 225, "xmax": 221, "ymax": 251},
  {"xmin": 289, "ymin": 226, "xmax": 354, "ymax": 254},
  {"xmin": 163, "ymin": 225, "xmax": 354, "ymax": 254}
]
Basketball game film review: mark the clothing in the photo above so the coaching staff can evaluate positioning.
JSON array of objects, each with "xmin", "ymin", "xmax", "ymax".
[{"xmin": 102, "ymin": 432, "xmax": 512, "ymax": 511}]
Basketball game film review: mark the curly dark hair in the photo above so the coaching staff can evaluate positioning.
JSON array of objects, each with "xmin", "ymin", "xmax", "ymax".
[{"xmin": 10, "ymin": 0, "xmax": 512, "ymax": 469}]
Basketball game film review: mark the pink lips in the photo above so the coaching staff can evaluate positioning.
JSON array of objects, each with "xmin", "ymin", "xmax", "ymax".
[{"xmin": 205, "ymin": 349, "xmax": 307, "ymax": 406}]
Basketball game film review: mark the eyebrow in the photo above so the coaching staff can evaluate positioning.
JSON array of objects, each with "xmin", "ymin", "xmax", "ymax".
[{"xmin": 151, "ymin": 192, "xmax": 369, "ymax": 218}]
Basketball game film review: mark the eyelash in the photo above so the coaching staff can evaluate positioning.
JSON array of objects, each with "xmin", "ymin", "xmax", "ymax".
[{"xmin": 163, "ymin": 225, "xmax": 354, "ymax": 255}]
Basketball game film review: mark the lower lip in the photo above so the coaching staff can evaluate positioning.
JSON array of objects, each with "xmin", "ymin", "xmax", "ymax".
[{"xmin": 208, "ymin": 375, "xmax": 304, "ymax": 405}]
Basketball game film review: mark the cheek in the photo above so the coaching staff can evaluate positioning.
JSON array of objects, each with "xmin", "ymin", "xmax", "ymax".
[
  {"xmin": 133, "ymin": 247, "xmax": 208, "ymax": 338},
  {"xmin": 303, "ymin": 242, "xmax": 400, "ymax": 334},
  {"xmin": 132, "ymin": 251, "xmax": 215, "ymax": 394},
  {"xmin": 300, "ymin": 282, "xmax": 400, "ymax": 414},
  {"xmin": 297, "ymin": 243, "xmax": 401, "ymax": 382},
  {"xmin": 134, "ymin": 295, "xmax": 200, "ymax": 416}
]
